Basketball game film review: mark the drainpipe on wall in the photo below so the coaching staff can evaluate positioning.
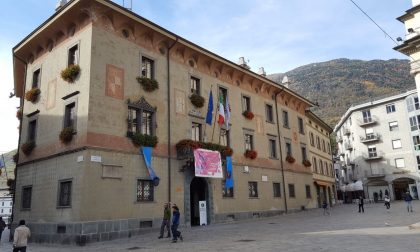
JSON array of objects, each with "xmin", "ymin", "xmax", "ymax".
[
  {"xmin": 12, "ymin": 53, "xmax": 28, "ymax": 225},
  {"xmin": 274, "ymin": 89, "xmax": 288, "ymax": 213},
  {"xmin": 166, "ymin": 37, "xmax": 178, "ymax": 203}
]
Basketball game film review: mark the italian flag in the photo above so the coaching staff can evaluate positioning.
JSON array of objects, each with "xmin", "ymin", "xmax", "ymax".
[{"xmin": 218, "ymin": 95, "xmax": 225, "ymax": 126}]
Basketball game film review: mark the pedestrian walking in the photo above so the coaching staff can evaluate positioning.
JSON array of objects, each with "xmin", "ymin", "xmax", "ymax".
[
  {"xmin": 322, "ymin": 201, "xmax": 330, "ymax": 215},
  {"xmin": 13, "ymin": 220, "xmax": 31, "ymax": 252},
  {"xmin": 0, "ymin": 217, "xmax": 6, "ymax": 242},
  {"xmin": 404, "ymin": 192, "xmax": 413, "ymax": 212},
  {"xmin": 384, "ymin": 195, "xmax": 390, "ymax": 210},
  {"xmin": 158, "ymin": 203, "xmax": 171, "ymax": 239},
  {"xmin": 171, "ymin": 205, "xmax": 183, "ymax": 243},
  {"xmin": 358, "ymin": 196, "xmax": 364, "ymax": 213}
]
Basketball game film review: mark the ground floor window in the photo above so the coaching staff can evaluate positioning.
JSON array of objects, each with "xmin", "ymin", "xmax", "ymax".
[
  {"xmin": 137, "ymin": 179, "xmax": 154, "ymax": 202},
  {"xmin": 58, "ymin": 180, "xmax": 72, "ymax": 207},
  {"xmin": 288, "ymin": 184, "xmax": 295, "ymax": 198},
  {"xmin": 273, "ymin": 183, "xmax": 281, "ymax": 197},
  {"xmin": 222, "ymin": 181, "xmax": 234, "ymax": 198},
  {"xmin": 248, "ymin": 182, "xmax": 258, "ymax": 198},
  {"xmin": 305, "ymin": 185, "xmax": 311, "ymax": 198}
]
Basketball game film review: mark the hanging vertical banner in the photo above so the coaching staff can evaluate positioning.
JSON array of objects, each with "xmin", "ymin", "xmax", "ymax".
[
  {"xmin": 141, "ymin": 147, "xmax": 160, "ymax": 186},
  {"xmin": 225, "ymin": 156, "xmax": 234, "ymax": 189},
  {"xmin": 194, "ymin": 149, "xmax": 223, "ymax": 178}
]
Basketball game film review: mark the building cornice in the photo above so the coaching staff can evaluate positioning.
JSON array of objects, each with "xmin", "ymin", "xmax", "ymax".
[{"xmin": 397, "ymin": 5, "xmax": 420, "ymax": 23}]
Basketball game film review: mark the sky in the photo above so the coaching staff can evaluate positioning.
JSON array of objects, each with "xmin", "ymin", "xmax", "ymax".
[{"xmin": 0, "ymin": 0, "xmax": 413, "ymax": 153}]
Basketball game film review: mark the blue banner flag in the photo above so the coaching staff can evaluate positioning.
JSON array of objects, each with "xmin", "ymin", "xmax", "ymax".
[
  {"xmin": 205, "ymin": 90, "xmax": 213, "ymax": 125},
  {"xmin": 225, "ymin": 156, "xmax": 234, "ymax": 189},
  {"xmin": 0, "ymin": 154, "xmax": 5, "ymax": 169},
  {"xmin": 141, "ymin": 147, "xmax": 160, "ymax": 186}
]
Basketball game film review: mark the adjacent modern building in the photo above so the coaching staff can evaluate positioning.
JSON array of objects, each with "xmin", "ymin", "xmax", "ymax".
[
  {"xmin": 334, "ymin": 90, "xmax": 420, "ymax": 202},
  {"xmin": 0, "ymin": 189, "xmax": 12, "ymax": 224},
  {"xmin": 11, "ymin": 0, "xmax": 330, "ymax": 245}
]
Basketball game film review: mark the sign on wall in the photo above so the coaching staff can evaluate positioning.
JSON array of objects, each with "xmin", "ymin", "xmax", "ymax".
[{"xmin": 194, "ymin": 149, "xmax": 223, "ymax": 178}]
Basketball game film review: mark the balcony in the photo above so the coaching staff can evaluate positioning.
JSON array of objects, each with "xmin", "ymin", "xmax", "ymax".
[
  {"xmin": 338, "ymin": 150, "xmax": 345, "ymax": 156},
  {"xmin": 357, "ymin": 115, "xmax": 378, "ymax": 127},
  {"xmin": 363, "ymin": 151, "xmax": 384, "ymax": 161},
  {"xmin": 344, "ymin": 142, "xmax": 353, "ymax": 150},
  {"xmin": 337, "ymin": 135, "xmax": 343, "ymax": 142},
  {"xmin": 343, "ymin": 127, "xmax": 351, "ymax": 136},
  {"xmin": 365, "ymin": 168, "xmax": 386, "ymax": 178},
  {"xmin": 360, "ymin": 133, "xmax": 381, "ymax": 143}
]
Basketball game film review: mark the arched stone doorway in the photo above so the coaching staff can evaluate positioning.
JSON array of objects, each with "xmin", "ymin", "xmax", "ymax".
[
  {"xmin": 393, "ymin": 178, "xmax": 415, "ymax": 200},
  {"xmin": 190, "ymin": 177, "xmax": 209, "ymax": 226}
]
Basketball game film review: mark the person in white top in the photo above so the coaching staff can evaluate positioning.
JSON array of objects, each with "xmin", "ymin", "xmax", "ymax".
[
  {"xmin": 384, "ymin": 195, "xmax": 391, "ymax": 210},
  {"xmin": 13, "ymin": 220, "xmax": 31, "ymax": 252}
]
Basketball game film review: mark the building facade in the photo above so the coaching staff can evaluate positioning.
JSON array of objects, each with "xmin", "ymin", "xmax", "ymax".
[
  {"xmin": 12, "ymin": 0, "xmax": 323, "ymax": 244},
  {"xmin": 306, "ymin": 111, "xmax": 335, "ymax": 208},
  {"xmin": 0, "ymin": 189, "xmax": 12, "ymax": 224},
  {"xmin": 334, "ymin": 90, "xmax": 420, "ymax": 202}
]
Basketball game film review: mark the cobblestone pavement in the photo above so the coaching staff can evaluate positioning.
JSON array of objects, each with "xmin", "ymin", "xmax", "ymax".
[{"xmin": 1, "ymin": 201, "xmax": 420, "ymax": 252}]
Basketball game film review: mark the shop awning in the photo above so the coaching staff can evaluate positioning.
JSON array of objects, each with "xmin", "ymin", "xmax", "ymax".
[{"xmin": 314, "ymin": 180, "xmax": 333, "ymax": 187}]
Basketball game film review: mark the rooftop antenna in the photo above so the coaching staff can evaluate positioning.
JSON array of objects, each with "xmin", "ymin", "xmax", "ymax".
[{"xmin": 123, "ymin": 0, "xmax": 132, "ymax": 11}]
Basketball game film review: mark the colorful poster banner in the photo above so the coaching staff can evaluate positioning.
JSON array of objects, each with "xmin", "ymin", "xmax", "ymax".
[
  {"xmin": 194, "ymin": 149, "xmax": 223, "ymax": 178},
  {"xmin": 141, "ymin": 147, "xmax": 160, "ymax": 186},
  {"xmin": 225, "ymin": 156, "xmax": 234, "ymax": 189}
]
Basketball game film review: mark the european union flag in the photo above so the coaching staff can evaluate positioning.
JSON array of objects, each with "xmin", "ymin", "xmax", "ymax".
[
  {"xmin": 0, "ymin": 154, "xmax": 4, "ymax": 169},
  {"xmin": 205, "ymin": 90, "xmax": 213, "ymax": 125}
]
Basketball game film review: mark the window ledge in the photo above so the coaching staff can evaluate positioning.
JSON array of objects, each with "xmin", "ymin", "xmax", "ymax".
[
  {"xmin": 266, "ymin": 121, "xmax": 275, "ymax": 124},
  {"xmin": 283, "ymin": 126, "xmax": 290, "ymax": 129},
  {"xmin": 248, "ymin": 197, "xmax": 259, "ymax": 199},
  {"xmin": 222, "ymin": 196, "xmax": 235, "ymax": 199},
  {"xmin": 56, "ymin": 206, "xmax": 72, "ymax": 209},
  {"xmin": 134, "ymin": 200, "xmax": 156, "ymax": 204},
  {"xmin": 269, "ymin": 157, "xmax": 279, "ymax": 160}
]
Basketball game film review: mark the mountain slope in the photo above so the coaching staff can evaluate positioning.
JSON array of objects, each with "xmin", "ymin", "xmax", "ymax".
[{"xmin": 268, "ymin": 58, "xmax": 415, "ymax": 127}]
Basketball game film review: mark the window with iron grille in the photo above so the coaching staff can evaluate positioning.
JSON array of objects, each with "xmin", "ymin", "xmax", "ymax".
[
  {"xmin": 141, "ymin": 57, "xmax": 154, "ymax": 79},
  {"xmin": 127, "ymin": 103, "xmax": 155, "ymax": 137},
  {"xmin": 273, "ymin": 183, "xmax": 281, "ymax": 197},
  {"xmin": 288, "ymin": 184, "xmax": 295, "ymax": 198},
  {"xmin": 22, "ymin": 186, "xmax": 32, "ymax": 209},
  {"xmin": 58, "ymin": 180, "xmax": 72, "ymax": 207},
  {"xmin": 137, "ymin": 179, "xmax": 154, "ymax": 202},
  {"xmin": 248, "ymin": 182, "xmax": 258, "ymax": 198}
]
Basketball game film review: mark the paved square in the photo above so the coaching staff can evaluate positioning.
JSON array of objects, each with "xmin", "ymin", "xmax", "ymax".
[{"xmin": 1, "ymin": 201, "xmax": 420, "ymax": 251}]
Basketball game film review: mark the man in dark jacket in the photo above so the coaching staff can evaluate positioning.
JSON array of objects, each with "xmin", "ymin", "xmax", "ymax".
[
  {"xmin": 358, "ymin": 196, "xmax": 364, "ymax": 213},
  {"xmin": 158, "ymin": 203, "xmax": 171, "ymax": 238},
  {"xmin": 171, "ymin": 205, "xmax": 182, "ymax": 243},
  {"xmin": 405, "ymin": 192, "xmax": 413, "ymax": 212}
]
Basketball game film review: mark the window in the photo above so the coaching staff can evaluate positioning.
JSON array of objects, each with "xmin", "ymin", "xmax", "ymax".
[
  {"xmin": 219, "ymin": 87, "xmax": 228, "ymax": 107},
  {"xmin": 242, "ymin": 95, "xmax": 251, "ymax": 112},
  {"xmin": 305, "ymin": 185, "xmax": 311, "ymax": 198},
  {"xmin": 288, "ymin": 184, "xmax": 295, "ymax": 198},
  {"xmin": 248, "ymin": 182, "xmax": 258, "ymax": 197},
  {"xmin": 220, "ymin": 129, "xmax": 230, "ymax": 147},
  {"xmin": 368, "ymin": 145, "xmax": 377, "ymax": 158},
  {"xmin": 322, "ymin": 139, "xmax": 326, "ymax": 152},
  {"xmin": 273, "ymin": 183, "xmax": 281, "ymax": 197},
  {"xmin": 413, "ymin": 136, "xmax": 420, "ymax": 151},
  {"xmin": 392, "ymin": 139, "xmax": 402, "ymax": 149},
  {"xmin": 407, "ymin": 97, "xmax": 420, "ymax": 112},
  {"xmin": 141, "ymin": 56, "xmax": 154, "ymax": 79},
  {"xmin": 386, "ymin": 104, "xmax": 396, "ymax": 113},
  {"xmin": 28, "ymin": 119, "xmax": 37, "ymax": 142},
  {"xmin": 316, "ymin": 136, "xmax": 320, "ymax": 149},
  {"xmin": 417, "ymin": 156, "xmax": 420, "ymax": 170},
  {"xmin": 244, "ymin": 134, "xmax": 253, "ymax": 151},
  {"xmin": 191, "ymin": 123, "xmax": 202, "ymax": 141},
  {"xmin": 58, "ymin": 180, "xmax": 72, "ymax": 207},
  {"xmin": 301, "ymin": 145, "xmax": 307, "ymax": 161},
  {"xmin": 409, "ymin": 116, "xmax": 420, "ymax": 131},
  {"xmin": 415, "ymin": 97, "xmax": 420, "ymax": 110},
  {"xmin": 313, "ymin": 157, "xmax": 318, "ymax": 173},
  {"xmin": 137, "ymin": 179, "xmax": 154, "ymax": 201},
  {"xmin": 32, "ymin": 69, "xmax": 41, "ymax": 88},
  {"xmin": 68, "ymin": 44, "xmax": 79, "ymax": 66},
  {"xmin": 282, "ymin": 110, "xmax": 289, "ymax": 128},
  {"xmin": 298, "ymin": 117, "xmax": 304, "ymax": 134},
  {"xmin": 265, "ymin": 104, "xmax": 274, "ymax": 123},
  {"xmin": 395, "ymin": 158, "xmax": 405, "ymax": 168},
  {"xmin": 190, "ymin": 76, "xmax": 200, "ymax": 95},
  {"xmin": 222, "ymin": 180, "xmax": 234, "ymax": 198},
  {"xmin": 327, "ymin": 142, "xmax": 331, "ymax": 154},
  {"xmin": 319, "ymin": 160, "xmax": 323, "ymax": 174},
  {"xmin": 127, "ymin": 99, "xmax": 156, "ymax": 136},
  {"xmin": 362, "ymin": 110, "xmax": 372, "ymax": 123},
  {"xmin": 310, "ymin": 132, "xmax": 315, "ymax": 146},
  {"xmin": 285, "ymin": 141, "xmax": 292, "ymax": 156},
  {"xmin": 389, "ymin": 121, "xmax": 398, "ymax": 131},
  {"xmin": 324, "ymin": 161, "xmax": 328, "ymax": 175},
  {"xmin": 21, "ymin": 186, "xmax": 32, "ymax": 209},
  {"xmin": 64, "ymin": 102, "xmax": 76, "ymax": 129},
  {"xmin": 330, "ymin": 164, "xmax": 334, "ymax": 177},
  {"xmin": 268, "ymin": 138, "xmax": 277, "ymax": 159}
]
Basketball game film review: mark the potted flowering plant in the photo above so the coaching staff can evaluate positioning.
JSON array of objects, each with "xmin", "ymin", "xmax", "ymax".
[
  {"xmin": 59, "ymin": 127, "xmax": 75, "ymax": 144},
  {"xmin": 244, "ymin": 149, "xmax": 257, "ymax": 159},
  {"xmin": 221, "ymin": 147, "xmax": 234, "ymax": 157},
  {"xmin": 286, "ymin": 155, "xmax": 295, "ymax": 163},
  {"xmin": 21, "ymin": 141, "xmax": 36, "ymax": 156},
  {"xmin": 175, "ymin": 139, "xmax": 200, "ymax": 159},
  {"xmin": 302, "ymin": 159, "xmax": 312, "ymax": 167},
  {"xmin": 131, "ymin": 133, "xmax": 158, "ymax": 147},
  {"xmin": 242, "ymin": 110, "xmax": 254, "ymax": 120},
  {"xmin": 61, "ymin": 64, "xmax": 80, "ymax": 83},
  {"xmin": 25, "ymin": 88, "xmax": 41, "ymax": 103},
  {"xmin": 189, "ymin": 93, "xmax": 205, "ymax": 108},
  {"xmin": 136, "ymin": 77, "xmax": 159, "ymax": 92}
]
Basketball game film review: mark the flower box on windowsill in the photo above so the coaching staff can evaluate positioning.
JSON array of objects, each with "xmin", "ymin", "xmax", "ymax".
[
  {"xmin": 25, "ymin": 88, "xmax": 41, "ymax": 103},
  {"xmin": 130, "ymin": 132, "xmax": 158, "ymax": 147},
  {"xmin": 136, "ymin": 77, "xmax": 159, "ymax": 92},
  {"xmin": 286, "ymin": 155, "xmax": 295, "ymax": 164},
  {"xmin": 302, "ymin": 159, "xmax": 312, "ymax": 167},
  {"xmin": 189, "ymin": 93, "xmax": 205, "ymax": 108},
  {"xmin": 244, "ymin": 149, "xmax": 257, "ymax": 159},
  {"xmin": 242, "ymin": 110, "xmax": 254, "ymax": 120},
  {"xmin": 21, "ymin": 141, "xmax": 36, "ymax": 156},
  {"xmin": 175, "ymin": 139, "xmax": 233, "ymax": 160},
  {"xmin": 59, "ymin": 127, "xmax": 76, "ymax": 144},
  {"xmin": 61, "ymin": 64, "xmax": 80, "ymax": 83}
]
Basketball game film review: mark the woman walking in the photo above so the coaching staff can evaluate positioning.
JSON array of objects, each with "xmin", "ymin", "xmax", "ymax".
[{"xmin": 171, "ymin": 205, "xmax": 183, "ymax": 243}]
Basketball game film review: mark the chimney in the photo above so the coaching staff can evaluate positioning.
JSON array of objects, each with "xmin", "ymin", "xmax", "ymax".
[
  {"xmin": 237, "ymin": 57, "xmax": 250, "ymax": 70},
  {"xmin": 258, "ymin": 67, "xmax": 266, "ymax": 77},
  {"xmin": 55, "ymin": 0, "xmax": 67, "ymax": 11},
  {"xmin": 282, "ymin": 75, "xmax": 290, "ymax": 88}
]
